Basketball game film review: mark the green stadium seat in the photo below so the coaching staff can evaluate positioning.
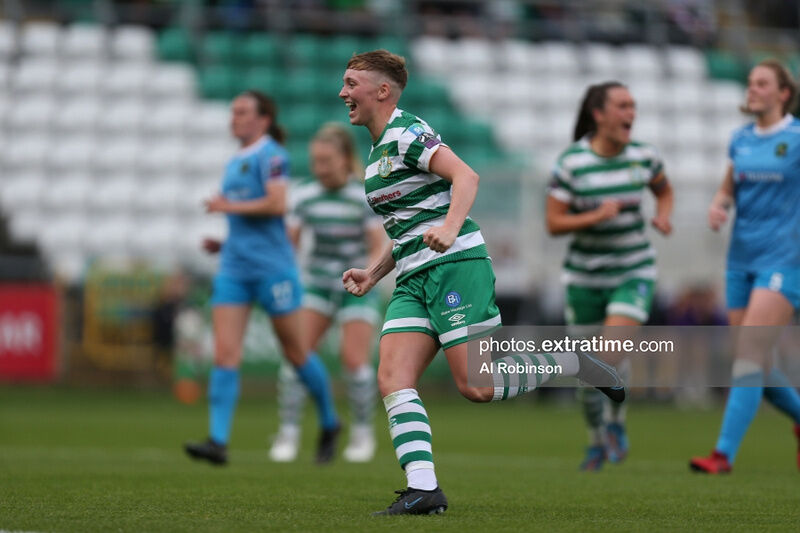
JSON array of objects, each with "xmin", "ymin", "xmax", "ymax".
[
  {"xmin": 202, "ymin": 32, "xmax": 244, "ymax": 65},
  {"xmin": 242, "ymin": 33, "xmax": 281, "ymax": 68},
  {"xmin": 157, "ymin": 27, "xmax": 194, "ymax": 63},
  {"xmin": 318, "ymin": 36, "xmax": 363, "ymax": 67},
  {"xmin": 706, "ymin": 50, "xmax": 748, "ymax": 83},
  {"xmin": 242, "ymin": 67, "xmax": 278, "ymax": 96},
  {"xmin": 401, "ymin": 80, "xmax": 452, "ymax": 111},
  {"xmin": 199, "ymin": 65, "xmax": 239, "ymax": 100},
  {"xmin": 286, "ymin": 34, "xmax": 322, "ymax": 68}
]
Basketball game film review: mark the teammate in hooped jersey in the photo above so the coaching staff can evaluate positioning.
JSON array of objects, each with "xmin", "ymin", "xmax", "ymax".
[
  {"xmin": 338, "ymin": 50, "xmax": 625, "ymax": 516},
  {"xmin": 547, "ymin": 82, "xmax": 674, "ymax": 471},
  {"xmin": 691, "ymin": 60, "xmax": 800, "ymax": 474},
  {"xmin": 269, "ymin": 123, "xmax": 386, "ymax": 464},
  {"xmin": 183, "ymin": 90, "xmax": 340, "ymax": 465}
]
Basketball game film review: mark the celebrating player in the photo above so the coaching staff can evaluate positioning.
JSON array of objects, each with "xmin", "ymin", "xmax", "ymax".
[
  {"xmin": 338, "ymin": 50, "xmax": 625, "ymax": 515},
  {"xmin": 690, "ymin": 60, "xmax": 800, "ymax": 474},
  {"xmin": 269, "ymin": 123, "xmax": 385, "ymax": 463},
  {"xmin": 183, "ymin": 90, "xmax": 340, "ymax": 465},
  {"xmin": 546, "ymin": 82, "xmax": 674, "ymax": 470}
]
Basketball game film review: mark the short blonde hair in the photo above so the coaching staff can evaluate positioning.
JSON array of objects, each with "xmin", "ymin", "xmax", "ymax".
[
  {"xmin": 346, "ymin": 49, "xmax": 408, "ymax": 90},
  {"xmin": 312, "ymin": 122, "xmax": 364, "ymax": 178}
]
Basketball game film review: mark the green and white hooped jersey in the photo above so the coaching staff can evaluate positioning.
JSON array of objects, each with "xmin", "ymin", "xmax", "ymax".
[
  {"xmin": 365, "ymin": 108, "xmax": 488, "ymax": 283},
  {"xmin": 288, "ymin": 179, "xmax": 382, "ymax": 289},
  {"xmin": 548, "ymin": 137, "xmax": 664, "ymax": 288}
]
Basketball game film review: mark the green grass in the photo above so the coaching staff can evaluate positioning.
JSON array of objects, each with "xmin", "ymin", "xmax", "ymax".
[{"xmin": 1, "ymin": 386, "xmax": 799, "ymax": 532}]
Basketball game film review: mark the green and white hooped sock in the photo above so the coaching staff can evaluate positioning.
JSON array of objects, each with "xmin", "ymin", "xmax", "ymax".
[
  {"xmin": 277, "ymin": 362, "xmax": 306, "ymax": 429},
  {"xmin": 491, "ymin": 352, "xmax": 580, "ymax": 401},
  {"xmin": 346, "ymin": 364, "xmax": 376, "ymax": 426},
  {"xmin": 384, "ymin": 388, "xmax": 437, "ymax": 490}
]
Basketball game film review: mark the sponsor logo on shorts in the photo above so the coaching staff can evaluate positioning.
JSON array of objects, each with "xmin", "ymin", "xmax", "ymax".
[
  {"xmin": 445, "ymin": 291, "xmax": 461, "ymax": 307},
  {"xmin": 448, "ymin": 313, "xmax": 466, "ymax": 327}
]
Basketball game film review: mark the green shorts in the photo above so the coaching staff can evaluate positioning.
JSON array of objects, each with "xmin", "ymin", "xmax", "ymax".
[
  {"xmin": 565, "ymin": 278, "xmax": 655, "ymax": 325},
  {"xmin": 382, "ymin": 258, "xmax": 502, "ymax": 349},
  {"xmin": 304, "ymin": 284, "xmax": 381, "ymax": 325}
]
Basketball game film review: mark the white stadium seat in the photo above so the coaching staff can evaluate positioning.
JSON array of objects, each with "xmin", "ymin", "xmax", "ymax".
[
  {"xmin": 3, "ymin": 134, "xmax": 50, "ymax": 170},
  {"xmin": 57, "ymin": 60, "xmax": 104, "ymax": 96},
  {"xmin": 84, "ymin": 214, "xmax": 134, "ymax": 255},
  {"xmin": 409, "ymin": 36, "xmax": 451, "ymax": 75},
  {"xmin": 538, "ymin": 42, "xmax": 580, "ymax": 75},
  {"xmin": 708, "ymin": 81, "xmax": 744, "ymax": 116},
  {"xmin": 97, "ymin": 98, "xmax": 145, "ymax": 134},
  {"xmin": 146, "ymin": 64, "xmax": 196, "ymax": 99},
  {"xmin": 620, "ymin": 44, "xmax": 664, "ymax": 80},
  {"xmin": 12, "ymin": 59, "xmax": 59, "ymax": 93},
  {"xmin": 62, "ymin": 24, "xmax": 107, "ymax": 59},
  {"xmin": 0, "ymin": 172, "xmax": 47, "ymax": 211},
  {"xmin": 665, "ymin": 46, "xmax": 707, "ymax": 79},
  {"xmin": 141, "ymin": 100, "xmax": 194, "ymax": 136},
  {"xmin": 128, "ymin": 215, "xmax": 179, "ymax": 255},
  {"xmin": 89, "ymin": 174, "xmax": 139, "ymax": 213},
  {"xmin": 7, "ymin": 95, "xmax": 56, "ymax": 133},
  {"xmin": 0, "ymin": 21, "xmax": 18, "ymax": 59},
  {"xmin": 102, "ymin": 62, "xmax": 150, "ymax": 96},
  {"xmin": 111, "ymin": 25, "xmax": 155, "ymax": 61},
  {"xmin": 182, "ymin": 141, "xmax": 232, "ymax": 176},
  {"xmin": 138, "ymin": 140, "xmax": 185, "ymax": 174},
  {"xmin": 7, "ymin": 210, "xmax": 46, "ymax": 242},
  {"xmin": 187, "ymin": 103, "xmax": 230, "ymax": 137},
  {"xmin": 41, "ymin": 173, "xmax": 94, "ymax": 210},
  {"xmin": 94, "ymin": 136, "xmax": 142, "ymax": 172},
  {"xmin": 21, "ymin": 22, "xmax": 61, "ymax": 57},
  {"xmin": 497, "ymin": 39, "xmax": 534, "ymax": 72},
  {"xmin": 583, "ymin": 42, "xmax": 620, "ymax": 78},
  {"xmin": 495, "ymin": 110, "xmax": 534, "ymax": 151},
  {"xmin": 54, "ymin": 97, "xmax": 102, "ymax": 133},
  {"xmin": 38, "ymin": 212, "xmax": 89, "ymax": 254},
  {"xmin": 136, "ymin": 179, "xmax": 184, "ymax": 213},
  {"xmin": 452, "ymin": 38, "xmax": 495, "ymax": 72},
  {"xmin": 47, "ymin": 136, "xmax": 96, "ymax": 172}
]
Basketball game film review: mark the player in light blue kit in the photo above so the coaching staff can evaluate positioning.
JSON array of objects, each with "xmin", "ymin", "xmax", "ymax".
[
  {"xmin": 184, "ymin": 90, "xmax": 340, "ymax": 465},
  {"xmin": 691, "ymin": 61, "xmax": 800, "ymax": 473}
]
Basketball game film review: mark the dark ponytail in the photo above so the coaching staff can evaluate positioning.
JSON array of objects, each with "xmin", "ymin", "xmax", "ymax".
[
  {"xmin": 241, "ymin": 89, "xmax": 285, "ymax": 145},
  {"xmin": 573, "ymin": 81, "xmax": 626, "ymax": 141}
]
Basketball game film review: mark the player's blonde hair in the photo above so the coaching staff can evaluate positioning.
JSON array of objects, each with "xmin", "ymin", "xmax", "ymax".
[
  {"xmin": 346, "ymin": 49, "xmax": 408, "ymax": 91},
  {"xmin": 312, "ymin": 122, "xmax": 364, "ymax": 178},
  {"xmin": 741, "ymin": 59, "xmax": 798, "ymax": 115}
]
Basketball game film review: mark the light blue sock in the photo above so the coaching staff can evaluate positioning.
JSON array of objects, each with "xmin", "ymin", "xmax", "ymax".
[
  {"xmin": 208, "ymin": 366, "xmax": 240, "ymax": 445},
  {"xmin": 295, "ymin": 353, "xmax": 338, "ymax": 430},
  {"xmin": 764, "ymin": 368, "xmax": 800, "ymax": 425},
  {"xmin": 715, "ymin": 370, "xmax": 763, "ymax": 463}
]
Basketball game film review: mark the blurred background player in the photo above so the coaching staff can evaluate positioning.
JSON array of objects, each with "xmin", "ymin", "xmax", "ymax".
[
  {"xmin": 184, "ymin": 90, "xmax": 340, "ymax": 465},
  {"xmin": 690, "ymin": 60, "xmax": 800, "ymax": 474},
  {"xmin": 546, "ymin": 82, "xmax": 674, "ymax": 470},
  {"xmin": 339, "ymin": 50, "xmax": 624, "ymax": 516},
  {"xmin": 269, "ymin": 123, "xmax": 386, "ymax": 463}
]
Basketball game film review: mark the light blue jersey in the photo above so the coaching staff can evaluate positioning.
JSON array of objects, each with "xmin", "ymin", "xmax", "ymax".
[
  {"xmin": 728, "ymin": 115, "xmax": 800, "ymax": 270},
  {"xmin": 218, "ymin": 135, "xmax": 297, "ymax": 279}
]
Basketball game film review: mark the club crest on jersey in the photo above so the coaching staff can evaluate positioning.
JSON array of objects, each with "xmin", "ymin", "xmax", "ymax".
[
  {"xmin": 240, "ymin": 162, "xmax": 250, "ymax": 173},
  {"xmin": 776, "ymin": 142, "xmax": 788, "ymax": 157},
  {"xmin": 378, "ymin": 149, "xmax": 393, "ymax": 178}
]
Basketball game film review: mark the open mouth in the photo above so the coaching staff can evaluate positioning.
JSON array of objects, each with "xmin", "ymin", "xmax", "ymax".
[
  {"xmin": 621, "ymin": 122, "xmax": 632, "ymax": 133},
  {"xmin": 345, "ymin": 101, "xmax": 357, "ymax": 115}
]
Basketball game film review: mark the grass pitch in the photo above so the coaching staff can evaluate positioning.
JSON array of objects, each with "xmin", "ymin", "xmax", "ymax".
[{"xmin": 1, "ymin": 385, "xmax": 798, "ymax": 532}]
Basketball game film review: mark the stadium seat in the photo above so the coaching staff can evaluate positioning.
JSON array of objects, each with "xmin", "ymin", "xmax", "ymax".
[
  {"xmin": 102, "ymin": 62, "xmax": 150, "ymax": 96},
  {"xmin": 663, "ymin": 80, "xmax": 705, "ymax": 113},
  {"xmin": 198, "ymin": 64, "xmax": 238, "ymax": 100},
  {"xmin": 21, "ymin": 22, "xmax": 60, "ymax": 57},
  {"xmin": 6, "ymin": 210, "xmax": 45, "ymax": 242},
  {"xmin": 286, "ymin": 34, "xmax": 322, "ymax": 68},
  {"xmin": 182, "ymin": 141, "xmax": 232, "ymax": 177},
  {"xmin": 84, "ymin": 214, "xmax": 134, "ymax": 255},
  {"xmin": 128, "ymin": 215, "xmax": 180, "ymax": 255},
  {"xmin": 47, "ymin": 136, "xmax": 96, "ymax": 172},
  {"xmin": 138, "ymin": 140, "xmax": 185, "ymax": 175},
  {"xmin": 157, "ymin": 27, "xmax": 195, "ymax": 63},
  {"xmin": 452, "ymin": 38, "xmax": 495, "ymax": 72},
  {"xmin": 620, "ymin": 44, "xmax": 664, "ymax": 80},
  {"xmin": 708, "ymin": 81, "xmax": 744, "ymax": 116},
  {"xmin": 632, "ymin": 115, "xmax": 666, "ymax": 148},
  {"xmin": 583, "ymin": 42, "xmax": 621, "ymax": 78},
  {"xmin": 12, "ymin": 58, "xmax": 59, "ymax": 93},
  {"xmin": 7, "ymin": 95, "xmax": 56, "ymax": 133},
  {"xmin": 39, "ymin": 212, "xmax": 89, "ymax": 254},
  {"xmin": 0, "ymin": 172, "xmax": 47, "ymax": 211},
  {"xmin": 142, "ymin": 100, "xmax": 194, "ymax": 137},
  {"xmin": 667, "ymin": 46, "xmax": 708, "ymax": 79},
  {"xmin": 57, "ymin": 60, "xmax": 103, "ymax": 96},
  {"xmin": 112, "ymin": 25, "xmax": 156, "ymax": 62},
  {"xmin": 3, "ymin": 134, "xmax": 50, "ymax": 171},
  {"xmin": 94, "ymin": 136, "xmax": 142, "ymax": 172},
  {"xmin": 54, "ymin": 97, "xmax": 101, "ymax": 133},
  {"xmin": 89, "ymin": 174, "xmax": 139, "ymax": 213},
  {"xmin": 539, "ymin": 41, "xmax": 580, "ymax": 75},
  {"xmin": 62, "ymin": 24, "xmax": 107, "ymax": 59},
  {"xmin": 0, "ymin": 21, "xmax": 18, "ymax": 59},
  {"xmin": 317, "ymin": 35, "xmax": 362, "ymax": 69},
  {"xmin": 186, "ymin": 102, "xmax": 231, "ymax": 138},
  {"xmin": 41, "ymin": 173, "xmax": 94, "ymax": 210},
  {"xmin": 495, "ymin": 110, "xmax": 534, "ymax": 151},
  {"xmin": 146, "ymin": 64, "xmax": 196, "ymax": 99},
  {"xmin": 201, "ymin": 31, "xmax": 243, "ymax": 65},
  {"xmin": 409, "ymin": 36, "xmax": 451, "ymax": 74},
  {"xmin": 136, "ymin": 179, "xmax": 184, "ymax": 213},
  {"xmin": 497, "ymin": 39, "xmax": 533, "ymax": 72},
  {"xmin": 449, "ymin": 73, "xmax": 492, "ymax": 116},
  {"xmin": 241, "ymin": 32, "xmax": 281, "ymax": 67},
  {"xmin": 98, "ymin": 98, "xmax": 145, "ymax": 134}
]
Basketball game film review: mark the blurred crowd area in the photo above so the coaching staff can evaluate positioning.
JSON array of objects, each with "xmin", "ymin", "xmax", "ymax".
[{"xmin": 0, "ymin": 0, "xmax": 798, "ymax": 387}]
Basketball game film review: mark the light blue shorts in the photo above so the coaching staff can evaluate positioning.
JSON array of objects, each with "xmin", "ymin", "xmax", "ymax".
[
  {"xmin": 726, "ymin": 268, "xmax": 800, "ymax": 310},
  {"xmin": 211, "ymin": 270, "xmax": 303, "ymax": 316}
]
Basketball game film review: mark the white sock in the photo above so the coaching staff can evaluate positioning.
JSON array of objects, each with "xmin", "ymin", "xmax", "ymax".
[{"xmin": 407, "ymin": 467, "xmax": 438, "ymax": 491}]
